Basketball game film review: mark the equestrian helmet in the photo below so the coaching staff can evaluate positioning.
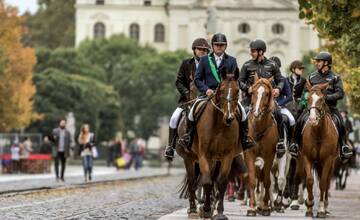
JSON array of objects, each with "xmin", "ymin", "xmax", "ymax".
[
  {"xmin": 313, "ymin": 51, "xmax": 332, "ymax": 64},
  {"xmin": 249, "ymin": 39, "xmax": 266, "ymax": 52},
  {"xmin": 192, "ymin": 38, "xmax": 211, "ymax": 51},
  {"xmin": 211, "ymin": 33, "xmax": 227, "ymax": 45}
]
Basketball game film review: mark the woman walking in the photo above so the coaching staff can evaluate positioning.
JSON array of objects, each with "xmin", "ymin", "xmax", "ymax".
[{"xmin": 78, "ymin": 124, "xmax": 95, "ymax": 182}]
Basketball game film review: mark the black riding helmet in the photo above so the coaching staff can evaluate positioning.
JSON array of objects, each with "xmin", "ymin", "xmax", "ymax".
[
  {"xmin": 192, "ymin": 38, "xmax": 211, "ymax": 52},
  {"xmin": 211, "ymin": 33, "xmax": 227, "ymax": 45},
  {"xmin": 269, "ymin": 56, "xmax": 281, "ymax": 68},
  {"xmin": 313, "ymin": 51, "xmax": 332, "ymax": 65},
  {"xmin": 249, "ymin": 39, "xmax": 266, "ymax": 52}
]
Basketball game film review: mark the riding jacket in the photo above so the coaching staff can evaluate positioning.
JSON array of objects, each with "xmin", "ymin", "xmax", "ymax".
[
  {"xmin": 276, "ymin": 77, "xmax": 293, "ymax": 107},
  {"xmin": 194, "ymin": 52, "xmax": 237, "ymax": 94},
  {"xmin": 176, "ymin": 57, "xmax": 197, "ymax": 104},
  {"xmin": 308, "ymin": 70, "xmax": 344, "ymax": 110}
]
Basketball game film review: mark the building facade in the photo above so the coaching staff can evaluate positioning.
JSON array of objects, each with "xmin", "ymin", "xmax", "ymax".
[{"xmin": 76, "ymin": 0, "xmax": 320, "ymax": 72}]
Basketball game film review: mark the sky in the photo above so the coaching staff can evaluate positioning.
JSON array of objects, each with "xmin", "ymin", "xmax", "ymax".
[{"xmin": 5, "ymin": 0, "xmax": 39, "ymax": 14}]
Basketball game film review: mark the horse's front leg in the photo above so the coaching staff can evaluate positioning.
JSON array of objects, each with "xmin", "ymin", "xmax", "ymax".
[
  {"xmin": 303, "ymin": 155, "xmax": 314, "ymax": 217},
  {"xmin": 262, "ymin": 157, "xmax": 274, "ymax": 216},
  {"xmin": 245, "ymin": 152, "xmax": 257, "ymax": 216},
  {"xmin": 317, "ymin": 157, "xmax": 334, "ymax": 218}
]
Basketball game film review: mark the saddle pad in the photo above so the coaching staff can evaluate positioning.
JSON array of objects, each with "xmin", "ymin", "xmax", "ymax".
[{"xmin": 194, "ymin": 100, "xmax": 208, "ymax": 122}]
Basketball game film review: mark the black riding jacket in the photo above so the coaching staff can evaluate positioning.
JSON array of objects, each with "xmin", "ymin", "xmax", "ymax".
[
  {"xmin": 239, "ymin": 57, "xmax": 284, "ymax": 96},
  {"xmin": 308, "ymin": 70, "xmax": 344, "ymax": 109}
]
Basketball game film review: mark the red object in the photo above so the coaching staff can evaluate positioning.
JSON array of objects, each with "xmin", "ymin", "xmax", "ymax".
[{"xmin": 0, "ymin": 154, "xmax": 51, "ymax": 160}]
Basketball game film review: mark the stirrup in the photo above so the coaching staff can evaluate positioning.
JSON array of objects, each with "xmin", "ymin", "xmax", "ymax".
[
  {"xmin": 341, "ymin": 145, "xmax": 353, "ymax": 159},
  {"xmin": 289, "ymin": 143, "xmax": 299, "ymax": 158},
  {"xmin": 164, "ymin": 146, "xmax": 174, "ymax": 161},
  {"xmin": 276, "ymin": 141, "xmax": 286, "ymax": 158}
]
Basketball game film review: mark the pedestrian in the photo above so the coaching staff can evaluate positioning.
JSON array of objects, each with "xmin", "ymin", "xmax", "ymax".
[
  {"xmin": 50, "ymin": 119, "xmax": 71, "ymax": 182},
  {"xmin": 128, "ymin": 137, "xmax": 144, "ymax": 170},
  {"xmin": 20, "ymin": 137, "xmax": 33, "ymax": 159},
  {"xmin": 78, "ymin": 124, "xmax": 95, "ymax": 181},
  {"xmin": 40, "ymin": 135, "xmax": 52, "ymax": 154},
  {"xmin": 10, "ymin": 142, "xmax": 20, "ymax": 173}
]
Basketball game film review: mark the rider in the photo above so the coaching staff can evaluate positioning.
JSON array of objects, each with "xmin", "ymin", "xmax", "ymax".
[
  {"xmin": 239, "ymin": 39, "xmax": 285, "ymax": 155},
  {"xmin": 287, "ymin": 60, "xmax": 306, "ymax": 119},
  {"xmin": 288, "ymin": 51, "xmax": 353, "ymax": 159},
  {"xmin": 269, "ymin": 56, "xmax": 296, "ymax": 156},
  {"xmin": 178, "ymin": 33, "xmax": 255, "ymax": 151},
  {"xmin": 164, "ymin": 38, "xmax": 211, "ymax": 161}
]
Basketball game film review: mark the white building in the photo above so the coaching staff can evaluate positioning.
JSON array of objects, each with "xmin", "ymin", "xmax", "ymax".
[{"xmin": 76, "ymin": 0, "xmax": 320, "ymax": 72}]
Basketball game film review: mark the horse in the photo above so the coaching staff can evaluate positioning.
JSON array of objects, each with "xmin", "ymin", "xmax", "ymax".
[
  {"xmin": 301, "ymin": 81, "xmax": 338, "ymax": 218},
  {"xmin": 333, "ymin": 139, "xmax": 354, "ymax": 190},
  {"xmin": 191, "ymin": 67, "xmax": 242, "ymax": 220},
  {"xmin": 244, "ymin": 75, "xmax": 278, "ymax": 216}
]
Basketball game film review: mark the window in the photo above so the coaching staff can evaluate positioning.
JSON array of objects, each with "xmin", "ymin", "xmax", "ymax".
[
  {"xmin": 238, "ymin": 23, "xmax": 250, "ymax": 34},
  {"xmin": 129, "ymin": 23, "xmax": 140, "ymax": 41},
  {"xmin": 94, "ymin": 22, "xmax": 106, "ymax": 39},
  {"xmin": 154, "ymin": 23, "xmax": 165, "ymax": 42},
  {"xmin": 144, "ymin": 0, "xmax": 151, "ymax": 6},
  {"xmin": 272, "ymin": 23, "xmax": 284, "ymax": 34},
  {"xmin": 96, "ymin": 0, "xmax": 105, "ymax": 5}
]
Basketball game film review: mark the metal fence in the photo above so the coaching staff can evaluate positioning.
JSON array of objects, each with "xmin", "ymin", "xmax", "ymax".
[{"xmin": 0, "ymin": 133, "xmax": 43, "ymax": 155}]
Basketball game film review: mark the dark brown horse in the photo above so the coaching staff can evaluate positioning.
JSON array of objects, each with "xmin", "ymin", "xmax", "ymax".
[
  {"xmin": 301, "ymin": 81, "xmax": 338, "ymax": 218},
  {"xmin": 244, "ymin": 76, "xmax": 278, "ymax": 216},
  {"xmin": 191, "ymin": 68, "xmax": 241, "ymax": 220}
]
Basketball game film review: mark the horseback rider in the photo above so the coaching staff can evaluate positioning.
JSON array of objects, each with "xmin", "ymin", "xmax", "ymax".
[
  {"xmin": 287, "ymin": 60, "xmax": 306, "ymax": 119},
  {"xmin": 288, "ymin": 51, "xmax": 353, "ymax": 159},
  {"xmin": 269, "ymin": 56, "xmax": 296, "ymax": 156},
  {"xmin": 239, "ymin": 39, "xmax": 285, "ymax": 155},
  {"xmin": 178, "ymin": 33, "xmax": 255, "ymax": 151},
  {"xmin": 164, "ymin": 38, "xmax": 211, "ymax": 161}
]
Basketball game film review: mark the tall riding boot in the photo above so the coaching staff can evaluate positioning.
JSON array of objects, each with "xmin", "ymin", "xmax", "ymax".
[
  {"xmin": 178, "ymin": 119, "xmax": 195, "ymax": 150},
  {"xmin": 338, "ymin": 122, "xmax": 353, "ymax": 159},
  {"xmin": 274, "ymin": 110, "xmax": 285, "ymax": 156},
  {"xmin": 164, "ymin": 127, "xmax": 177, "ymax": 161},
  {"xmin": 239, "ymin": 119, "xmax": 255, "ymax": 151},
  {"xmin": 289, "ymin": 112, "xmax": 307, "ymax": 158}
]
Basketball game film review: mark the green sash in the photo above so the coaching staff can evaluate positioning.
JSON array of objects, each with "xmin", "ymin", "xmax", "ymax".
[{"xmin": 207, "ymin": 55, "xmax": 220, "ymax": 83}]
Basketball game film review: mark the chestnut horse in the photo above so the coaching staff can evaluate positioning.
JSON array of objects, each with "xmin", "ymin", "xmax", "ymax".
[
  {"xmin": 191, "ymin": 68, "xmax": 241, "ymax": 220},
  {"xmin": 302, "ymin": 81, "xmax": 338, "ymax": 218},
  {"xmin": 244, "ymin": 76, "xmax": 278, "ymax": 216}
]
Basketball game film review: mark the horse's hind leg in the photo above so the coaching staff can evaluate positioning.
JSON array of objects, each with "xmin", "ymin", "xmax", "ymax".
[
  {"xmin": 303, "ymin": 156, "xmax": 314, "ymax": 217},
  {"xmin": 317, "ymin": 158, "xmax": 334, "ymax": 218},
  {"xmin": 199, "ymin": 155, "xmax": 212, "ymax": 186}
]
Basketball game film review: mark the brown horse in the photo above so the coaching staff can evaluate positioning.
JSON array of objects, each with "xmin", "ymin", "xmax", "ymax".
[
  {"xmin": 191, "ymin": 67, "xmax": 241, "ymax": 220},
  {"xmin": 301, "ymin": 81, "xmax": 338, "ymax": 218},
  {"xmin": 244, "ymin": 76, "xmax": 278, "ymax": 216}
]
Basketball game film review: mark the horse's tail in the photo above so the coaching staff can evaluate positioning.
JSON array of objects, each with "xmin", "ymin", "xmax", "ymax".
[{"xmin": 178, "ymin": 163, "xmax": 201, "ymax": 199}]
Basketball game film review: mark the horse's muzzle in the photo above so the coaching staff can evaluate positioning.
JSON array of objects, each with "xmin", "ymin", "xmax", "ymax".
[{"xmin": 224, "ymin": 116, "xmax": 234, "ymax": 126}]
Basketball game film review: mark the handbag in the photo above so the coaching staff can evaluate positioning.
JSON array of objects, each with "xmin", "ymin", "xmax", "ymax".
[{"xmin": 92, "ymin": 146, "xmax": 99, "ymax": 158}]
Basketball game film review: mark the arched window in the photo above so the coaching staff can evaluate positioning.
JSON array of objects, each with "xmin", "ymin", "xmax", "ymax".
[
  {"xmin": 154, "ymin": 23, "xmax": 165, "ymax": 42},
  {"xmin": 129, "ymin": 23, "xmax": 140, "ymax": 41},
  {"xmin": 272, "ymin": 23, "xmax": 284, "ymax": 34},
  {"xmin": 96, "ymin": 0, "xmax": 105, "ymax": 5},
  {"xmin": 238, "ymin": 23, "xmax": 250, "ymax": 34},
  {"xmin": 94, "ymin": 22, "xmax": 106, "ymax": 39}
]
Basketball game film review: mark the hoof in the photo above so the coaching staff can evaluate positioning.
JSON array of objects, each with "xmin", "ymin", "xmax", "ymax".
[
  {"xmin": 298, "ymin": 197, "xmax": 305, "ymax": 205},
  {"xmin": 228, "ymin": 196, "xmax": 235, "ymax": 202},
  {"xmin": 247, "ymin": 209, "xmax": 257, "ymax": 216},
  {"xmin": 188, "ymin": 212, "xmax": 199, "ymax": 219},
  {"xmin": 213, "ymin": 214, "xmax": 228, "ymax": 220},
  {"xmin": 317, "ymin": 211, "xmax": 326, "ymax": 218},
  {"xmin": 262, "ymin": 208, "xmax": 271, "ymax": 216},
  {"xmin": 256, "ymin": 207, "xmax": 262, "ymax": 214},
  {"xmin": 291, "ymin": 204, "xmax": 300, "ymax": 210},
  {"xmin": 237, "ymin": 192, "xmax": 245, "ymax": 200},
  {"xmin": 199, "ymin": 206, "xmax": 212, "ymax": 219},
  {"xmin": 305, "ymin": 211, "xmax": 313, "ymax": 217}
]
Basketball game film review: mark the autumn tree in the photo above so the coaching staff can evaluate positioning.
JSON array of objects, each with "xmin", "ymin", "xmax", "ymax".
[
  {"xmin": 299, "ymin": 0, "xmax": 360, "ymax": 113},
  {"xmin": 0, "ymin": 2, "xmax": 37, "ymax": 131}
]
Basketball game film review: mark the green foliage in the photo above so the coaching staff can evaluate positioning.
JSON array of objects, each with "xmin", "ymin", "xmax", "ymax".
[
  {"xmin": 24, "ymin": 0, "xmax": 75, "ymax": 49},
  {"xmin": 28, "ymin": 68, "xmax": 121, "ymax": 140}
]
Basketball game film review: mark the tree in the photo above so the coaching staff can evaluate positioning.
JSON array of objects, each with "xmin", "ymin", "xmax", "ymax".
[
  {"xmin": 23, "ymin": 0, "xmax": 75, "ymax": 49},
  {"xmin": 299, "ymin": 0, "xmax": 360, "ymax": 113},
  {"xmin": 28, "ymin": 68, "xmax": 121, "ymax": 141},
  {"xmin": 0, "ymin": 2, "xmax": 37, "ymax": 131}
]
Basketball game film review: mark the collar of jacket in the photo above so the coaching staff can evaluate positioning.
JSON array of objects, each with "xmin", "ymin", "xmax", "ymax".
[{"xmin": 210, "ymin": 52, "xmax": 229, "ymax": 60}]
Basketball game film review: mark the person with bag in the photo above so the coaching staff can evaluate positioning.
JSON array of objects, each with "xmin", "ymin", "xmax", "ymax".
[{"xmin": 78, "ymin": 124, "xmax": 96, "ymax": 182}]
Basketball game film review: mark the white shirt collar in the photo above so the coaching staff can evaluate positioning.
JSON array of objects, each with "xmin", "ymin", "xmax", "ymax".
[{"xmin": 214, "ymin": 53, "xmax": 224, "ymax": 61}]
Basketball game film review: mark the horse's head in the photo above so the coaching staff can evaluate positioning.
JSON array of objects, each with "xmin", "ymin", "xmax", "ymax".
[
  {"xmin": 215, "ymin": 67, "xmax": 240, "ymax": 126},
  {"xmin": 306, "ymin": 80, "xmax": 329, "ymax": 126},
  {"xmin": 250, "ymin": 74, "xmax": 274, "ymax": 119}
]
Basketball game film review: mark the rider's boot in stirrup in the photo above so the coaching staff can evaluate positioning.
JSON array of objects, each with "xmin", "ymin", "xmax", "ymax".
[
  {"xmin": 164, "ymin": 127, "xmax": 177, "ymax": 161},
  {"xmin": 239, "ymin": 119, "xmax": 255, "ymax": 151}
]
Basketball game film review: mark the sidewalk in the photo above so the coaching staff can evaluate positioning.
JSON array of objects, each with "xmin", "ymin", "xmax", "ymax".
[{"xmin": 0, "ymin": 164, "xmax": 184, "ymax": 194}]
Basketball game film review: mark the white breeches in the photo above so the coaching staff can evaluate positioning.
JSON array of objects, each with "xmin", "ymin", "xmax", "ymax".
[
  {"xmin": 188, "ymin": 97, "xmax": 247, "ymax": 122},
  {"xmin": 280, "ymin": 107, "xmax": 295, "ymax": 126},
  {"xmin": 169, "ymin": 107, "xmax": 183, "ymax": 129}
]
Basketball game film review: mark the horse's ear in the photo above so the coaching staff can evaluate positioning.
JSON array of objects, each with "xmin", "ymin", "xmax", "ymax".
[
  {"xmin": 221, "ymin": 67, "xmax": 228, "ymax": 81},
  {"xmin": 318, "ymin": 82, "xmax": 329, "ymax": 92},
  {"xmin": 254, "ymin": 72, "xmax": 259, "ymax": 82},
  {"xmin": 306, "ymin": 80, "xmax": 312, "ymax": 91},
  {"xmin": 267, "ymin": 76, "xmax": 274, "ymax": 83}
]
